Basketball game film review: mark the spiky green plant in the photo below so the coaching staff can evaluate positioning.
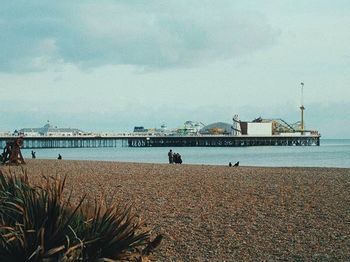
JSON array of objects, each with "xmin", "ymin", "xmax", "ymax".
[
  {"xmin": 72, "ymin": 200, "xmax": 151, "ymax": 261},
  {"xmin": 0, "ymin": 170, "xmax": 160, "ymax": 261},
  {"xmin": 0, "ymin": 171, "xmax": 86, "ymax": 261}
]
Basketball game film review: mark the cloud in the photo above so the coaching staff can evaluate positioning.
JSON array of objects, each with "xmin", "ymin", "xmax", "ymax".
[{"xmin": 0, "ymin": 1, "xmax": 278, "ymax": 72}]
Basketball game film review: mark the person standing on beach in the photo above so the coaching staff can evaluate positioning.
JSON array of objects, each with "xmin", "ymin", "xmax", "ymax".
[
  {"xmin": 31, "ymin": 150, "xmax": 36, "ymax": 159},
  {"xmin": 168, "ymin": 149, "xmax": 173, "ymax": 164}
]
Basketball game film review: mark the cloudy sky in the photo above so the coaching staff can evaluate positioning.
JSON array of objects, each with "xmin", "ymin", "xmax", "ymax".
[{"xmin": 0, "ymin": 0, "xmax": 349, "ymax": 138}]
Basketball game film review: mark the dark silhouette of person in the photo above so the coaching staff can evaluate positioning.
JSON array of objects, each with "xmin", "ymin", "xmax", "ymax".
[
  {"xmin": 173, "ymin": 153, "xmax": 178, "ymax": 164},
  {"xmin": 234, "ymin": 161, "xmax": 239, "ymax": 167},
  {"xmin": 57, "ymin": 154, "xmax": 62, "ymax": 160},
  {"xmin": 173, "ymin": 153, "xmax": 176, "ymax": 163},
  {"xmin": 178, "ymin": 154, "xmax": 182, "ymax": 164},
  {"xmin": 173, "ymin": 153, "xmax": 182, "ymax": 164},
  {"xmin": 168, "ymin": 149, "xmax": 173, "ymax": 164},
  {"xmin": 31, "ymin": 150, "xmax": 36, "ymax": 159},
  {"xmin": 229, "ymin": 162, "xmax": 232, "ymax": 167}
]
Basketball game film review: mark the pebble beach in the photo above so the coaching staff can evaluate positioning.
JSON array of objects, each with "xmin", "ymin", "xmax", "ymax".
[{"xmin": 1, "ymin": 160, "xmax": 349, "ymax": 261}]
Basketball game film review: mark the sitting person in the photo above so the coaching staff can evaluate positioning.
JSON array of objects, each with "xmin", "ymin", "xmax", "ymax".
[{"xmin": 173, "ymin": 153, "xmax": 183, "ymax": 164}]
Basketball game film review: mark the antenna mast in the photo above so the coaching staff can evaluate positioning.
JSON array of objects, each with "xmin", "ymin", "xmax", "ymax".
[{"xmin": 300, "ymin": 82, "xmax": 305, "ymax": 134}]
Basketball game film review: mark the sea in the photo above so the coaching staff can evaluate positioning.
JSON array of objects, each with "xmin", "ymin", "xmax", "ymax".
[{"xmin": 21, "ymin": 139, "xmax": 350, "ymax": 168}]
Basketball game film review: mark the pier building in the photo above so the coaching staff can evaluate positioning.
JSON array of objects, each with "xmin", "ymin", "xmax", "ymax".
[
  {"xmin": 0, "ymin": 89, "xmax": 321, "ymax": 149},
  {"xmin": 17, "ymin": 121, "xmax": 84, "ymax": 137}
]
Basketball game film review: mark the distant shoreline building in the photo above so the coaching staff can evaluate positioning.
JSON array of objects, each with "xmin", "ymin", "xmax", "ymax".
[{"xmin": 16, "ymin": 122, "xmax": 84, "ymax": 137}]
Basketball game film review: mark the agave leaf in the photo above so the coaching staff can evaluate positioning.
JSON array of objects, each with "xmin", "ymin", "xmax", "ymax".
[
  {"xmin": 27, "ymin": 245, "xmax": 42, "ymax": 261},
  {"xmin": 64, "ymin": 242, "xmax": 84, "ymax": 256},
  {"xmin": 2, "ymin": 232, "xmax": 16, "ymax": 239},
  {"xmin": 5, "ymin": 236, "xmax": 17, "ymax": 243},
  {"xmin": 0, "ymin": 226, "xmax": 16, "ymax": 231},
  {"xmin": 97, "ymin": 258, "xmax": 118, "ymax": 262},
  {"xmin": 44, "ymin": 245, "xmax": 66, "ymax": 256},
  {"xmin": 54, "ymin": 195, "xmax": 86, "ymax": 236}
]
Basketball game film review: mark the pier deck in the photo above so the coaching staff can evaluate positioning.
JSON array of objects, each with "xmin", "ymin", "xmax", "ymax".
[{"xmin": 0, "ymin": 134, "xmax": 320, "ymax": 149}]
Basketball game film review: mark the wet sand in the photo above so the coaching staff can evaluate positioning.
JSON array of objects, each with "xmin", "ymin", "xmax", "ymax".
[{"xmin": 1, "ymin": 160, "xmax": 349, "ymax": 261}]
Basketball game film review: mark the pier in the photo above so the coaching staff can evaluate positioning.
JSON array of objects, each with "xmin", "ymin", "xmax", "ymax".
[{"xmin": 0, "ymin": 134, "xmax": 320, "ymax": 149}]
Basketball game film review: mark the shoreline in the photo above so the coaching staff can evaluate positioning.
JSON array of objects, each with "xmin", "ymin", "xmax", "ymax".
[
  {"xmin": 14, "ymin": 157, "xmax": 350, "ymax": 169},
  {"xmin": 1, "ymin": 160, "xmax": 349, "ymax": 261}
]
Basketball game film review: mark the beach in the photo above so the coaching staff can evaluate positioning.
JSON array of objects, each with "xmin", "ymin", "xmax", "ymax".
[{"xmin": 1, "ymin": 160, "xmax": 349, "ymax": 261}]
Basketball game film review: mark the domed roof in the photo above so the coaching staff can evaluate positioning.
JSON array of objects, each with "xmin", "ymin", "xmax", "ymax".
[{"xmin": 200, "ymin": 122, "xmax": 232, "ymax": 134}]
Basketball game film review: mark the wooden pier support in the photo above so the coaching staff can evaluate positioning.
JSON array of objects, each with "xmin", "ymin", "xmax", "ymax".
[
  {"xmin": 127, "ymin": 135, "xmax": 320, "ymax": 147},
  {"xmin": 0, "ymin": 135, "xmax": 320, "ymax": 149}
]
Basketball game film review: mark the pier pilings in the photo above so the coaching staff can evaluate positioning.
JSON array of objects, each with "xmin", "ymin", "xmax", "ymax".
[
  {"xmin": 0, "ymin": 135, "xmax": 320, "ymax": 149},
  {"xmin": 0, "ymin": 136, "xmax": 320, "ymax": 149},
  {"xmin": 127, "ymin": 135, "xmax": 320, "ymax": 147}
]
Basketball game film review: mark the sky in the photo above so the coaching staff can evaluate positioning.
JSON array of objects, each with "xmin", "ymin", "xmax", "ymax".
[{"xmin": 0, "ymin": 0, "xmax": 349, "ymax": 138}]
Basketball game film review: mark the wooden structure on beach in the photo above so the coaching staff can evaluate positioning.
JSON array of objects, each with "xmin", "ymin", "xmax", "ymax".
[{"xmin": 0, "ymin": 134, "xmax": 320, "ymax": 149}]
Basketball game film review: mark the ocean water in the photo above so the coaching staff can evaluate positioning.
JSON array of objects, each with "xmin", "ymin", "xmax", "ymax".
[{"xmin": 21, "ymin": 139, "xmax": 350, "ymax": 168}]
